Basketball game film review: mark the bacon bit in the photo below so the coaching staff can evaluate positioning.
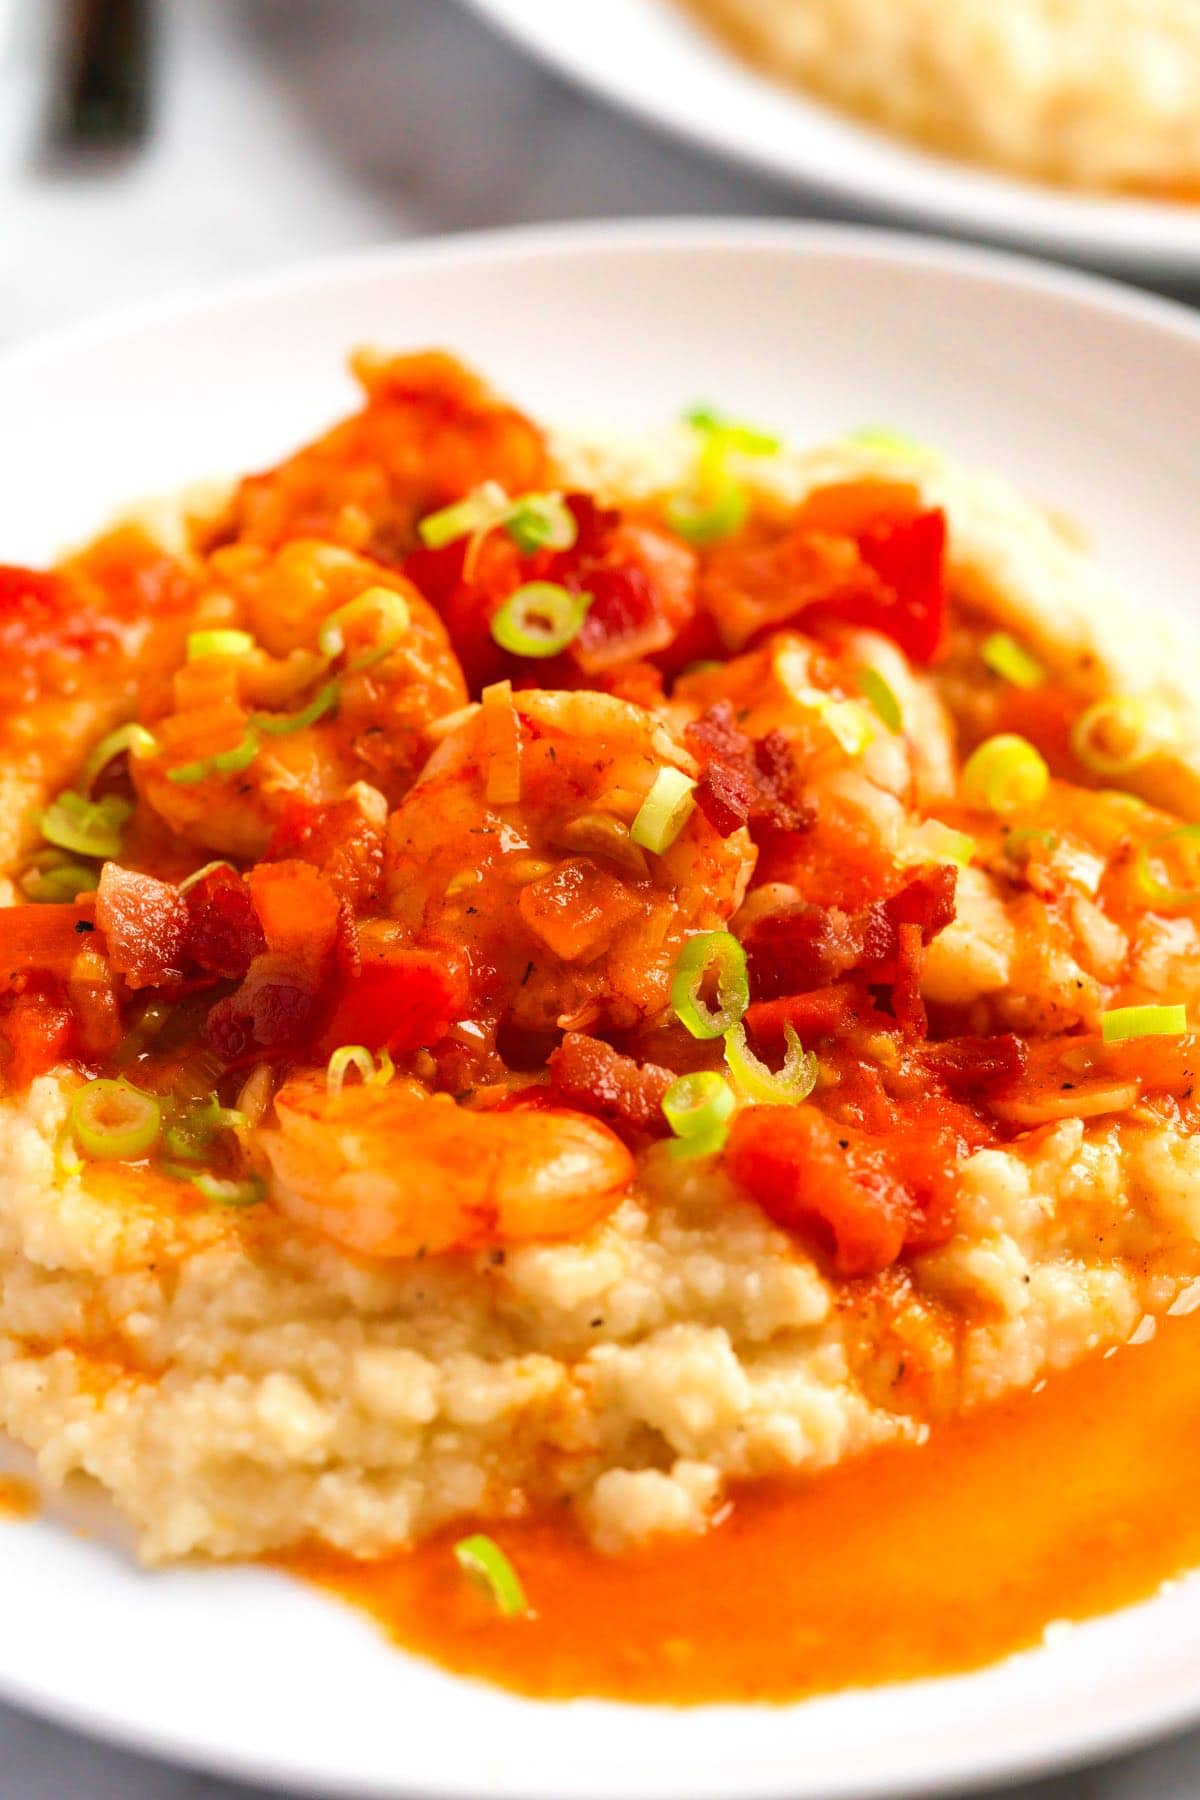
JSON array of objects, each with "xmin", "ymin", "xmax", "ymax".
[
  {"xmin": 205, "ymin": 957, "xmax": 320, "ymax": 1062},
  {"xmin": 923, "ymin": 1034, "xmax": 1028, "ymax": 1096},
  {"xmin": 0, "ymin": 901, "xmax": 99, "ymax": 985},
  {"xmin": 745, "ymin": 865, "xmax": 958, "ymax": 999},
  {"xmin": 319, "ymin": 949, "xmax": 467, "ymax": 1056},
  {"xmin": 247, "ymin": 861, "xmax": 341, "ymax": 966},
  {"xmin": 744, "ymin": 985, "xmax": 853, "ymax": 1044},
  {"xmin": 518, "ymin": 858, "xmax": 641, "ymax": 963},
  {"xmin": 727, "ymin": 1102, "xmax": 959, "ymax": 1276},
  {"xmin": 0, "ymin": 987, "xmax": 74, "ymax": 1089},
  {"xmin": 184, "ymin": 866, "xmax": 266, "ymax": 981},
  {"xmin": 686, "ymin": 702, "xmax": 811, "ymax": 839},
  {"xmin": 889, "ymin": 922, "xmax": 928, "ymax": 1036},
  {"xmin": 266, "ymin": 795, "xmax": 385, "ymax": 910},
  {"xmin": 547, "ymin": 1032, "xmax": 673, "ymax": 1138},
  {"xmin": 94, "ymin": 865, "xmax": 189, "ymax": 989}
]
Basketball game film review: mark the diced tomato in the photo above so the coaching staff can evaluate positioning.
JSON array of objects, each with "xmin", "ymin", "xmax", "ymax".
[
  {"xmin": 806, "ymin": 508, "xmax": 947, "ymax": 665},
  {"xmin": 0, "ymin": 901, "xmax": 99, "ymax": 984},
  {"xmin": 727, "ymin": 1102, "xmax": 959, "ymax": 1277},
  {"xmin": 0, "ymin": 987, "xmax": 74, "ymax": 1089},
  {"xmin": 95, "ymin": 864, "xmax": 189, "ymax": 989},
  {"xmin": 744, "ymin": 985, "xmax": 853, "ymax": 1044},
  {"xmin": 726, "ymin": 1106, "xmax": 910, "ymax": 1276},
  {"xmin": 247, "ymin": 861, "xmax": 341, "ymax": 966},
  {"xmin": 318, "ymin": 949, "xmax": 466, "ymax": 1056}
]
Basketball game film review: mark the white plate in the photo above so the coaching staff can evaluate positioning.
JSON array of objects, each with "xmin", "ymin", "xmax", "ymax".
[
  {"xmin": 3, "ymin": 220, "xmax": 1200, "ymax": 1799},
  {"xmin": 461, "ymin": 0, "xmax": 1200, "ymax": 277}
]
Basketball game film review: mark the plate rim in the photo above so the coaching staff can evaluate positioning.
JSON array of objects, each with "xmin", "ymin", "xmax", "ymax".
[
  {"xmin": 457, "ymin": 0, "xmax": 1200, "ymax": 273},
  {"xmin": 4, "ymin": 216, "xmax": 1200, "ymax": 1798}
]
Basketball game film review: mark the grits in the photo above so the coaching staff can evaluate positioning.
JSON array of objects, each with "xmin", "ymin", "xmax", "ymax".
[
  {"xmin": 681, "ymin": 0, "xmax": 1200, "ymax": 195},
  {"xmin": 1, "ymin": 356, "xmax": 1198, "ymax": 1572}
]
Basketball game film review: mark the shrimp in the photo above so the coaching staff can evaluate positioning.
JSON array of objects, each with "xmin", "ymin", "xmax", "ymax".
[
  {"xmin": 386, "ymin": 686, "xmax": 756, "ymax": 1034},
  {"xmin": 213, "ymin": 350, "xmax": 549, "ymax": 560},
  {"xmin": 260, "ymin": 1075, "xmax": 632, "ymax": 1258},
  {"xmin": 136, "ymin": 540, "xmax": 466, "ymax": 858}
]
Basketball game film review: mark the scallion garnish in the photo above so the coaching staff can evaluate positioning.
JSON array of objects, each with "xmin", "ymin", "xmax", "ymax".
[
  {"xmin": 684, "ymin": 406, "xmax": 782, "ymax": 458},
  {"xmin": 326, "ymin": 1044, "xmax": 395, "ymax": 1099},
  {"xmin": 661, "ymin": 1070, "xmax": 736, "ymax": 1158},
  {"xmin": 899, "ymin": 820, "xmax": 976, "ymax": 869},
  {"xmin": 848, "ymin": 426, "xmax": 925, "ymax": 456},
  {"xmin": 630, "ymin": 767, "xmax": 697, "ymax": 855},
  {"xmin": 71, "ymin": 1079, "xmax": 162, "ymax": 1162},
  {"xmin": 19, "ymin": 855, "xmax": 99, "ymax": 904},
  {"xmin": 453, "ymin": 1533, "xmax": 528, "ymax": 1618},
  {"xmin": 186, "ymin": 628, "xmax": 256, "ymax": 662},
  {"xmin": 1135, "ymin": 825, "xmax": 1200, "ymax": 910},
  {"xmin": 40, "ymin": 791, "xmax": 132, "ymax": 859},
  {"xmin": 490, "ymin": 583, "xmax": 590, "ymax": 659},
  {"xmin": 505, "ymin": 493, "xmax": 578, "ymax": 555},
  {"xmin": 188, "ymin": 1172, "xmax": 267, "ymax": 1208},
  {"xmin": 981, "ymin": 632, "xmax": 1045, "ymax": 690},
  {"xmin": 162, "ymin": 1094, "xmax": 248, "ymax": 1164},
  {"xmin": 1100, "ymin": 1003, "xmax": 1188, "ymax": 1043},
  {"xmin": 252, "ymin": 680, "xmax": 340, "ymax": 737},
  {"xmin": 1071, "ymin": 696, "xmax": 1175, "ymax": 778},
  {"xmin": 80, "ymin": 723, "xmax": 159, "ymax": 794},
  {"xmin": 670, "ymin": 931, "xmax": 749, "ymax": 1041},
  {"xmin": 317, "ymin": 587, "xmax": 410, "ymax": 670},
  {"xmin": 418, "ymin": 482, "xmax": 511, "ymax": 551},
  {"xmin": 663, "ymin": 478, "xmax": 747, "ymax": 548},
  {"xmin": 856, "ymin": 667, "xmax": 902, "ymax": 732},
  {"xmin": 724, "ymin": 1021, "xmax": 819, "ymax": 1105},
  {"xmin": 961, "ymin": 734, "xmax": 1049, "ymax": 816}
]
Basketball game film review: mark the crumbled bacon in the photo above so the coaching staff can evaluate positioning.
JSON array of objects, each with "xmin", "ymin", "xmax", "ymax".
[
  {"xmin": 686, "ymin": 701, "xmax": 811, "ymax": 839},
  {"xmin": 94, "ymin": 864, "xmax": 189, "ymax": 990},
  {"xmin": 547, "ymin": 1032, "xmax": 673, "ymax": 1138},
  {"xmin": 745, "ymin": 864, "xmax": 957, "ymax": 999},
  {"xmin": 204, "ymin": 958, "xmax": 320, "ymax": 1062},
  {"xmin": 184, "ymin": 866, "xmax": 266, "ymax": 981},
  {"xmin": 743, "ymin": 985, "xmax": 854, "ymax": 1044}
]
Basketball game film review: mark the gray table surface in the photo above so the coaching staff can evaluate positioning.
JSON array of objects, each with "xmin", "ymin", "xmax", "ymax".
[{"xmin": 2, "ymin": 2, "xmax": 1199, "ymax": 1795}]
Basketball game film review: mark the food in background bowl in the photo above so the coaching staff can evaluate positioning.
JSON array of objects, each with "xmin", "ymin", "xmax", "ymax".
[
  {"xmin": 680, "ymin": 0, "xmax": 1200, "ymax": 197},
  {"xmin": 1, "ymin": 352, "xmax": 1199, "ymax": 1699}
]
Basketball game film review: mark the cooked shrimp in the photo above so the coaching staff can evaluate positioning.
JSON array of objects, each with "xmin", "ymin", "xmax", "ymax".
[
  {"xmin": 214, "ymin": 350, "xmax": 549, "ymax": 560},
  {"xmin": 387, "ymin": 686, "xmax": 756, "ymax": 1034},
  {"xmin": 136, "ymin": 541, "xmax": 466, "ymax": 858},
  {"xmin": 261, "ymin": 1075, "xmax": 632, "ymax": 1257}
]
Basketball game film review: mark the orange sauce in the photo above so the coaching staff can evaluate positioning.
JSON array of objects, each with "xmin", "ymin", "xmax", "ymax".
[
  {"xmin": 287, "ymin": 1308, "xmax": 1200, "ymax": 1703},
  {"xmin": 0, "ymin": 1476, "xmax": 38, "ymax": 1521}
]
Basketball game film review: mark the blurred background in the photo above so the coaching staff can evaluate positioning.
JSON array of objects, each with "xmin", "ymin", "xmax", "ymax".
[{"xmin": 1, "ymin": 2, "xmax": 1199, "ymax": 1797}]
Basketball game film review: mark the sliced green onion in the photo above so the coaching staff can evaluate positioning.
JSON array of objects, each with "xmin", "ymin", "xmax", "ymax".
[
  {"xmin": 178, "ymin": 859, "xmax": 236, "ymax": 893},
  {"xmin": 71, "ymin": 1079, "xmax": 161, "ymax": 1162},
  {"xmin": 453, "ymin": 1533, "xmax": 527, "ymax": 1617},
  {"xmin": 80, "ymin": 723, "xmax": 159, "ymax": 794},
  {"xmin": 1100, "ymin": 1003, "xmax": 1188, "ymax": 1043},
  {"xmin": 162, "ymin": 1094, "xmax": 247, "ymax": 1163},
  {"xmin": 490, "ymin": 583, "xmax": 590, "ymax": 659},
  {"xmin": 671, "ymin": 931, "xmax": 749, "ymax": 1040},
  {"xmin": 961, "ymin": 734, "xmax": 1049, "ymax": 817},
  {"xmin": 186, "ymin": 628, "xmax": 256, "ymax": 662},
  {"xmin": 664, "ymin": 478, "xmax": 747, "ymax": 547},
  {"xmin": 1003, "ymin": 827, "xmax": 1059, "ymax": 859},
  {"xmin": 684, "ymin": 406, "xmax": 781, "ymax": 458},
  {"xmin": 981, "ymin": 632, "xmax": 1045, "ymax": 690},
  {"xmin": 848, "ymin": 425, "xmax": 925, "ymax": 456},
  {"xmin": 1071, "ymin": 696, "xmax": 1174, "ymax": 778},
  {"xmin": 188, "ymin": 1172, "xmax": 266, "ymax": 1208},
  {"xmin": 900, "ymin": 820, "xmax": 976, "ymax": 869},
  {"xmin": 418, "ymin": 481, "xmax": 511, "ymax": 551},
  {"xmin": 325, "ymin": 1044, "xmax": 395, "ymax": 1098},
  {"xmin": 724, "ymin": 1021, "xmax": 819, "ymax": 1105},
  {"xmin": 662, "ymin": 1070, "xmax": 736, "ymax": 1158},
  {"xmin": 167, "ymin": 729, "xmax": 261, "ymax": 786},
  {"xmin": 317, "ymin": 587, "xmax": 410, "ymax": 670},
  {"xmin": 20, "ymin": 860, "xmax": 99, "ymax": 903},
  {"xmin": 856, "ymin": 667, "xmax": 902, "ymax": 732},
  {"xmin": 40, "ymin": 791, "xmax": 132, "ymax": 859},
  {"xmin": 505, "ymin": 493, "xmax": 578, "ymax": 555},
  {"xmin": 253, "ymin": 680, "xmax": 340, "ymax": 737},
  {"xmin": 630, "ymin": 767, "xmax": 697, "ymax": 854},
  {"xmin": 1135, "ymin": 826, "xmax": 1200, "ymax": 909}
]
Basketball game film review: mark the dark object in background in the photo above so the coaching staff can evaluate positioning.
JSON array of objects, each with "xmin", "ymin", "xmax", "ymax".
[{"xmin": 52, "ymin": 0, "xmax": 155, "ymax": 149}]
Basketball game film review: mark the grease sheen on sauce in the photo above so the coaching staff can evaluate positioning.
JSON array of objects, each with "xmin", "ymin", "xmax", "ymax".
[{"xmin": 287, "ymin": 1310, "xmax": 1200, "ymax": 1703}]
